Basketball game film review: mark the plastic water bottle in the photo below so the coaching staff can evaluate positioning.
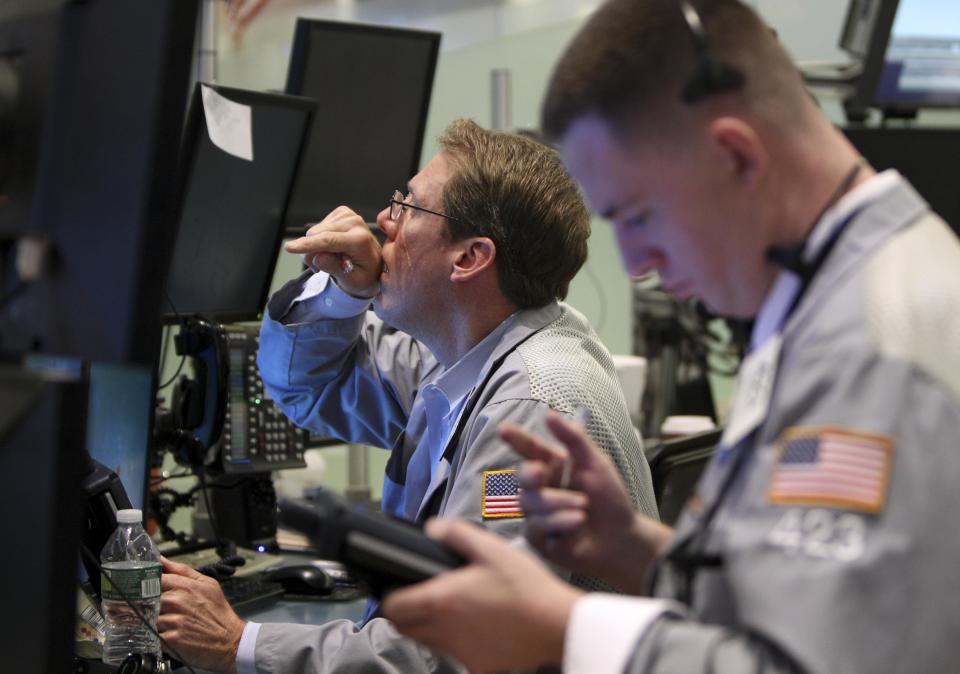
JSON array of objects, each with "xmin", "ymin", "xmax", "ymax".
[{"xmin": 100, "ymin": 508, "xmax": 162, "ymax": 665}]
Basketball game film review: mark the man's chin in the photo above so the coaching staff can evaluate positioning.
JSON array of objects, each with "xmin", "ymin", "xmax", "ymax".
[{"xmin": 372, "ymin": 299, "xmax": 396, "ymax": 326}]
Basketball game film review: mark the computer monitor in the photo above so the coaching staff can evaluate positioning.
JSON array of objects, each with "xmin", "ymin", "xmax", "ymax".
[
  {"xmin": 165, "ymin": 83, "xmax": 315, "ymax": 322},
  {"xmin": 80, "ymin": 362, "xmax": 155, "ymax": 600},
  {"xmin": 840, "ymin": 0, "xmax": 887, "ymax": 58},
  {"xmin": 284, "ymin": 19, "xmax": 440, "ymax": 227},
  {"xmin": 841, "ymin": 0, "xmax": 960, "ymax": 117},
  {"xmin": 86, "ymin": 363, "xmax": 155, "ymax": 511},
  {"xmin": 0, "ymin": 2, "xmax": 197, "ymax": 670},
  {"xmin": 0, "ymin": 5, "xmax": 194, "ymax": 367},
  {"xmin": 843, "ymin": 126, "xmax": 960, "ymax": 236}
]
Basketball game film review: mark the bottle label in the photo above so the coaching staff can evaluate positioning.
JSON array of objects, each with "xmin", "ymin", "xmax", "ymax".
[{"xmin": 101, "ymin": 564, "xmax": 162, "ymax": 601}]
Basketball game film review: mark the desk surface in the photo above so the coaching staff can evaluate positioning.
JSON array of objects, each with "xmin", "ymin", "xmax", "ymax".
[
  {"xmin": 238, "ymin": 594, "xmax": 367, "ymax": 625},
  {"xmin": 178, "ymin": 551, "xmax": 368, "ymax": 674}
]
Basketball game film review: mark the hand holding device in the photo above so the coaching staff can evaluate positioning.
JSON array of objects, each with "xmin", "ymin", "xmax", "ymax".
[
  {"xmin": 500, "ymin": 411, "xmax": 671, "ymax": 594},
  {"xmin": 158, "ymin": 557, "xmax": 246, "ymax": 674},
  {"xmin": 382, "ymin": 518, "xmax": 583, "ymax": 674},
  {"xmin": 285, "ymin": 206, "xmax": 382, "ymax": 298},
  {"xmin": 277, "ymin": 491, "xmax": 466, "ymax": 599}
]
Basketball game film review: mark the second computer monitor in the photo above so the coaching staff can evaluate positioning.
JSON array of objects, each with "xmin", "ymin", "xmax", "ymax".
[
  {"xmin": 841, "ymin": 0, "xmax": 960, "ymax": 115},
  {"xmin": 876, "ymin": 0, "xmax": 960, "ymax": 108},
  {"xmin": 284, "ymin": 19, "xmax": 441, "ymax": 227},
  {"xmin": 166, "ymin": 83, "xmax": 315, "ymax": 323}
]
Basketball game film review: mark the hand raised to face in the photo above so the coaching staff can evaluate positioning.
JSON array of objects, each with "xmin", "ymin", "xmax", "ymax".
[{"xmin": 285, "ymin": 205, "xmax": 383, "ymax": 298}]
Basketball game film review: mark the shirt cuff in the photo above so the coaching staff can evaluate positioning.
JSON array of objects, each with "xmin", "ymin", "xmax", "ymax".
[
  {"xmin": 283, "ymin": 271, "xmax": 371, "ymax": 323},
  {"xmin": 236, "ymin": 620, "xmax": 261, "ymax": 674},
  {"xmin": 564, "ymin": 594, "xmax": 673, "ymax": 674}
]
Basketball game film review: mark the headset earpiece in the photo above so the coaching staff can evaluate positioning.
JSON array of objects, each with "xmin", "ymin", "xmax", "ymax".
[{"xmin": 679, "ymin": 0, "xmax": 745, "ymax": 104}]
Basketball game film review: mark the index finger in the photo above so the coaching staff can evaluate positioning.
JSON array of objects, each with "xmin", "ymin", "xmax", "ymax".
[
  {"xmin": 161, "ymin": 556, "xmax": 205, "ymax": 581},
  {"xmin": 285, "ymin": 230, "xmax": 349, "ymax": 255},
  {"xmin": 302, "ymin": 207, "xmax": 361, "ymax": 237}
]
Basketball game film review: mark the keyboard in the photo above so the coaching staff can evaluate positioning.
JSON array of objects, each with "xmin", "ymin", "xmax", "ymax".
[
  {"xmin": 166, "ymin": 544, "xmax": 285, "ymax": 611},
  {"xmin": 166, "ymin": 544, "xmax": 283, "ymax": 577},
  {"xmin": 219, "ymin": 573, "xmax": 285, "ymax": 613}
]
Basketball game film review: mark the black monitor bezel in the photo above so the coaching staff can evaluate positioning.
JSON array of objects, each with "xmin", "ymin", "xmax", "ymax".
[
  {"xmin": 283, "ymin": 18, "xmax": 441, "ymax": 232},
  {"xmin": 163, "ymin": 82, "xmax": 316, "ymax": 325},
  {"xmin": 842, "ymin": 0, "xmax": 902, "ymax": 117},
  {"xmin": 842, "ymin": 0, "xmax": 960, "ymax": 116},
  {"xmin": 0, "ymin": 1, "xmax": 199, "ymax": 668}
]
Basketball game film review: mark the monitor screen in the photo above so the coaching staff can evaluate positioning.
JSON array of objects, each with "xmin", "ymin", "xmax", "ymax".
[
  {"xmin": 284, "ymin": 19, "xmax": 440, "ymax": 227},
  {"xmin": 0, "ymin": 4, "xmax": 194, "ymax": 366},
  {"xmin": 85, "ymin": 363, "xmax": 155, "ymax": 510},
  {"xmin": 165, "ymin": 83, "xmax": 314, "ymax": 322},
  {"xmin": 874, "ymin": 0, "xmax": 960, "ymax": 107},
  {"xmin": 843, "ymin": 126, "xmax": 960, "ymax": 236},
  {"xmin": 0, "ymin": 2, "xmax": 197, "ymax": 670}
]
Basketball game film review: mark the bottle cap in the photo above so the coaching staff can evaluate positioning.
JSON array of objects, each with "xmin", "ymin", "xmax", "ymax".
[{"xmin": 115, "ymin": 509, "xmax": 143, "ymax": 524}]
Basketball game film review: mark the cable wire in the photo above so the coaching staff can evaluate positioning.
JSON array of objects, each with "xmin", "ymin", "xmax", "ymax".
[{"xmin": 157, "ymin": 290, "xmax": 188, "ymax": 390}]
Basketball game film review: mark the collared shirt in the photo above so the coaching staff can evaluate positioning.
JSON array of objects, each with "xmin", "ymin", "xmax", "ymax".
[
  {"xmin": 751, "ymin": 169, "xmax": 901, "ymax": 350},
  {"xmin": 285, "ymin": 270, "xmax": 374, "ymax": 323},
  {"xmin": 239, "ymin": 271, "xmax": 518, "ymax": 674},
  {"xmin": 385, "ymin": 311, "xmax": 519, "ymax": 521},
  {"xmin": 561, "ymin": 169, "xmax": 904, "ymax": 674}
]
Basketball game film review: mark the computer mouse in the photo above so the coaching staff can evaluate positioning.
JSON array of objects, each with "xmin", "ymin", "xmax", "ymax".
[{"xmin": 263, "ymin": 564, "xmax": 335, "ymax": 596}]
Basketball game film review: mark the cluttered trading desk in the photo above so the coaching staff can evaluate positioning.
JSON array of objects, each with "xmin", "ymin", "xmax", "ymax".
[
  {"xmin": 182, "ymin": 600, "xmax": 367, "ymax": 674},
  {"xmin": 174, "ymin": 551, "xmax": 368, "ymax": 674}
]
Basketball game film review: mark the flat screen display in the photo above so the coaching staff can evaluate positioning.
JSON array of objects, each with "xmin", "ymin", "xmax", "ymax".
[
  {"xmin": 284, "ymin": 19, "xmax": 440, "ymax": 227},
  {"xmin": 85, "ymin": 363, "xmax": 155, "ymax": 511},
  {"xmin": 874, "ymin": 0, "xmax": 960, "ymax": 107},
  {"xmin": 166, "ymin": 83, "xmax": 314, "ymax": 322}
]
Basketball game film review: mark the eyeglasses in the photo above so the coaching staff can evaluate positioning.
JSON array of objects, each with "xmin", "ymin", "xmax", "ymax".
[{"xmin": 388, "ymin": 190, "xmax": 467, "ymax": 225}]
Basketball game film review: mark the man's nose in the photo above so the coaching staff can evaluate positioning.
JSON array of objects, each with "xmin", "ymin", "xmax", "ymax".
[{"xmin": 376, "ymin": 206, "xmax": 397, "ymax": 241}]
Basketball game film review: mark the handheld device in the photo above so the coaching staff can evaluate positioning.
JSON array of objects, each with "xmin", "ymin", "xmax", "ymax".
[{"xmin": 278, "ymin": 492, "xmax": 465, "ymax": 598}]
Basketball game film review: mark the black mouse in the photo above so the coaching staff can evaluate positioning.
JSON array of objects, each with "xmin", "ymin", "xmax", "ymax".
[{"xmin": 263, "ymin": 564, "xmax": 335, "ymax": 596}]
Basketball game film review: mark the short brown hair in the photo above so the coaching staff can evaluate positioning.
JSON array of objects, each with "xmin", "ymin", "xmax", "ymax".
[
  {"xmin": 437, "ymin": 118, "xmax": 591, "ymax": 309},
  {"xmin": 541, "ymin": 0, "xmax": 809, "ymax": 143}
]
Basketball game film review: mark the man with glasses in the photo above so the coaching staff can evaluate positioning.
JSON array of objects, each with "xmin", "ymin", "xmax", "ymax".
[
  {"xmin": 379, "ymin": 1, "xmax": 960, "ymax": 673},
  {"xmin": 158, "ymin": 118, "xmax": 657, "ymax": 674}
]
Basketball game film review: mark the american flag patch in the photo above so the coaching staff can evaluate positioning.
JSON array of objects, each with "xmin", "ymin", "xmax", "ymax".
[
  {"xmin": 767, "ymin": 427, "xmax": 893, "ymax": 513},
  {"xmin": 481, "ymin": 470, "xmax": 523, "ymax": 519}
]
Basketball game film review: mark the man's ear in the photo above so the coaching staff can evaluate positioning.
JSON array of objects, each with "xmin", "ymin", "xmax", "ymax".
[
  {"xmin": 708, "ymin": 116, "xmax": 767, "ymax": 189},
  {"xmin": 450, "ymin": 237, "xmax": 496, "ymax": 283}
]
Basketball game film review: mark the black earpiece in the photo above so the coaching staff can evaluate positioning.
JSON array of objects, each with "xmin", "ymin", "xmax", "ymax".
[{"xmin": 679, "ymin": 0, "xmax": 745, "ymax": 104}]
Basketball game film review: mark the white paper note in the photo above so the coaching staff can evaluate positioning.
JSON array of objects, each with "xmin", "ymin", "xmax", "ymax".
[{"xmin": 200, "ymin": 84, "xmax": 253, "ymax": 161}]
